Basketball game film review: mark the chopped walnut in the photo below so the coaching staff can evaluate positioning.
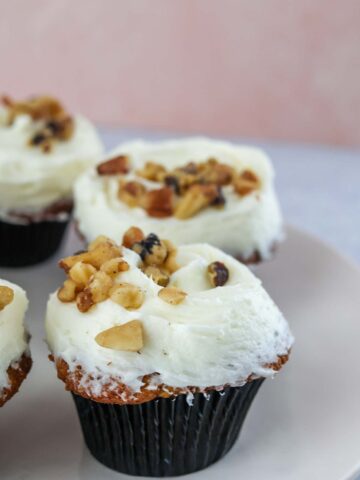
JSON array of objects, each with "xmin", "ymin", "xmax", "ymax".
[
  {"xmin": 59, "ymin": 241, "xmax": 121, "ymax": 271},
  {"xmin": 3, "ymin": 95, "xmax": 75, "ymax": 152},
  {"xmin": 158, "ymin": 287, "xmax": 187, "ymax": 305},
  {"xmin": 0, "ymin": 286, "xmax": 14, "ymax": 311},
  {"xmin": 162, "ymin": 239, "xmax": 179, "ymax": 273},
  {"xmin": 233, "ymin": 170, "xmax": 261, "ymax": 196},
  {"xmin": 174, "ymin": 184, "xmax": 219, "ymax": 219},
  {"xmin": 95, "ymin": 320, "xmax": 144, "ymax": 352},
  {"xmin": 97, "ymin": 155, "xmax": 130, "ymax": 175},
  {"xmin": 207, "ymin": 261, "xmax": 229, "ymax": 287},
  {"xmin": 76, "ymin": 289, "xmax": 95, "ymax": 313},
  {"xmin": 69, "ymin": 262, "xmax": 97, "ymax": 287},
  {"xmin": 87, "ymin": 271, "xmax": 113, "ymax": 303},
  {"xmin": 88, "ymin": 235, "xmax": 114, "ymax": 251},
  {"xmin": 143, "ymin": 265, "xmax": 170, "ymax": 287},
  {"xmin": 58, "ymin": 279, "xmax": 78, "ymax": 302},
  {"xmin": 118, "ymin": 180, "xmax": 147, "ymax": 208},
  {"xmin": 100, "ymin": 258, "xmax": 129, "ymax": 277},
  {"xmin": 110, "ymin": 283, "xmax": 144, "ymax": 309},
  {"xmin": 143, "ymin": 187, "xmax": 174, "ymax": 218},
  {"xmin": 136, "ymin": 161, "xmax": 167, "ymax": 182},
  {"xmin": 122, "ymin": 226, "xmax": 145, "ymax": 249}
]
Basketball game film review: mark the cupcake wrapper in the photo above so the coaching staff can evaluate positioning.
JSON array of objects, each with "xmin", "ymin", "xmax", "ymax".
[
  {"xmin": 0, "ymin": 217, "xmax": 70, "ymax": 267},
  {"xmin": 72, "ymin": 379, "xmax": 263, "ymax": 477}
]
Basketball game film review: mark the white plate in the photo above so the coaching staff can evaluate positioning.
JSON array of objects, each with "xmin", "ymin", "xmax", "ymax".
[{"xmin": 0, "ymin": 225, "xmax": 359, "ymax": 480}]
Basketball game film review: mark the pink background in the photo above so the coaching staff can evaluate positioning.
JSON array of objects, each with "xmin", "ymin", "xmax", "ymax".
[{"xmin": 1, "ymin": 0, "xmax": 360, "ymax": 146}]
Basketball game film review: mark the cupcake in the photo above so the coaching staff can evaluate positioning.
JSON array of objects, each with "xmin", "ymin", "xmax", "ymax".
[
  {"xmin": 45, "ymin": 227, "xmax": 293, "ymax": 476},
  {"xmin": 0, "ymin": 95, "xmax": 103, "ymax": 266},
  {"xmin": 0, "ymin": 279, "xmax": 31, "ymax": 407},
  {"xmin": 74, "ymin": 137, "xmax": 283, "ymax": 263}
]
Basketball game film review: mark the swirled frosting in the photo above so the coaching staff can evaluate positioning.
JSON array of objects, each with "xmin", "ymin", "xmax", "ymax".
[
  {"xmin": 45, "ymin": 239, "xmax": 293, "ymax": 396},
  {"xmin": 74, "ymin": 137, "xmax": 283, "ymax": 260},
  {"xmin": 0, "ymin": 107, "xmax": 103, "ymax": 219},
  {"xmin": 0, "ymin": 279, "xmax": 29, "ymax": 390}
]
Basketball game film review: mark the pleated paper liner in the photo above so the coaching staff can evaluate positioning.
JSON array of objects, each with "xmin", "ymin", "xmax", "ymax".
[
  {"xmin": 0, "ymin": 217, "xmax": 70, "ymax": 267},
  {"xmin": 72, "ymin": 379, "xmax": 264, "ymax": 477}
]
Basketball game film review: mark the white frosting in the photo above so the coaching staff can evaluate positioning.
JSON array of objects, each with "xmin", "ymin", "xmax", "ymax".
[
  {"xmin": 45, "ymin": 243, "xmax": 293, "ymax": 395},
  {"xmin": 0, "ymin": 109, "xmax": 103, "ymax": 219},
  {"xmin": 74, "ymin": 137, "xmax": 283, "ymax": 260},
  {"xmin": 0, "ymin": 279, "xmax": 29, "ymax": 390}
]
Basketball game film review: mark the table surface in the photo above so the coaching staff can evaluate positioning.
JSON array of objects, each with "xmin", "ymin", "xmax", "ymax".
[{"xmin": 100, "ymin": 129, "xmax": 360, "ymax": 264}]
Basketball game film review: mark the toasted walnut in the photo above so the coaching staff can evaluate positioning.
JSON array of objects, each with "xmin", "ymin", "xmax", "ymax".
[
  {"xmin": 58, "ymin": 279, "xmax": 78, "ymax": 302},
  {"xmin": 88, "ymin": 235, "xmax": 114, "ymax": 251},
  {"xmin": 207, "ymin": 261, "xmax": 229, "ymax": 287},
  {"xmin": 118, "ymin": 180, "xmax": 147, "ymax": 208},
  {"xmin": 76, "ymin": 289, "xmax": 94, "ymax": 312},
  {"xmin": 143, "ymin": 266, "xmax": 170, "ymax": 287},
  {"xmin": 162, "ymin": 239, "xmax": 179, "ymax": 273},
  {"xmin": 122, "ymin": 226, "xmax": 145, "ymax": 249},
  {"xmin": 59, "ymin": 241, "xmax": 121, "ymax": 271},
  {"xmin": 69, "ymin": 262, "xmax": 97, "ymax": 287},
  {"xmin": 95, "ymin": 320, "xmax": 144, "ymax": 352},
  {"xmin": 5, "ymin": 95, "xmax": 65, "ymax": 123},
  {"xmin": 174, "ymin": 184, "xmax": 219, "ymax": 219},
  {"xmin": 197, "ymin": 158, "xmax": 234, "ymax": 186},
  {"xmin": 143, "ymin": 187, "xmax": 174, "ymax": 218},
  {"xmin": 233, "ymin": 170, "xmax": 261, "ymax": 196},
  {"xmin": 100, "ymin": 258, "xmax": 129, "ymax": 277},
  {"xmin": 87, "ymin": 271, "xmax": 113, "ymax": 303},
  {"xmin": 109, "ymin": 283, "xmax": 144, "ymax": 309},
  {"xmin": 0, "ymin": 286, "xmax": 14, "ymax": 311},
  {"xmin": 136, "ymin": 161, "xmax": 167, "ymax": 182},
  {"xmin": 97, "ymin": 155, "xmax": 130, "ymax": 175},
  {"xmin": 158, "ymin": 287, "xmax": 187, "ymax": 305}
]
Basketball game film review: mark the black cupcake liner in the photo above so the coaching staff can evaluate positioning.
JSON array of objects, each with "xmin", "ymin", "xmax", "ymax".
[
  {"xmin": 72, "ymin": 379, "xmax": 263, "ymax": 477},
  {"xmin": 0, "ymin": 217, "xmax": 70, "ymax": 267}
]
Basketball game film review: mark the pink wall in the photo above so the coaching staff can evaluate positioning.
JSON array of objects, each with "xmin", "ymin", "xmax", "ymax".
[{"xmin": 1, "ymin": 0, "xmax": 360, "ymax": 146}]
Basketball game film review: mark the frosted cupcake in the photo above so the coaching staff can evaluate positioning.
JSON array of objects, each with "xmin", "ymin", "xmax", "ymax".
[
  {"xmin": 74, "ymin": 137, "xmax": 283, "ymax": 263},
  {"xmin": 46, "ymin": 227, "xmax": 293, "ymax": 476},
  {"xmin": 0, "ymin": 95, "xmax": 103, "ymax": 266},
  {"xmin": 0, "ymin": 279, "xmax": 31, "ymax": 407}
]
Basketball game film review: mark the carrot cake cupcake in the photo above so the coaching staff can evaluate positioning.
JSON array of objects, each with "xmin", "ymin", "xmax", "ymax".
[
  {"xmin": 0, "ymin": 279, "xmax": 31, "ymax": 407},
  {"xmin": 45, "ymin": 227, "xmax": 293, "ymax": 476},
  {"xmin": 0, "ymin": 95, "xmax": 103, "ymax": 266},
  {"xmin": 74, "ymin": 137, "xmax": 283, "ymax": 263}
]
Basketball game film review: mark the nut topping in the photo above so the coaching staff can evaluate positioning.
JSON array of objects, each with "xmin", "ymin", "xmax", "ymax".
[
  {"xmin": 207, "ymin": 261, "xmax": 229, "ymax": 287},
  {"xmin": 142, "ymin": 266, "xmax": 170, "ymax": 287},
  {"xmin": 118, "ymin": 180, "xmax": 147, "ymax": 208},
  {"xmin": 174, "ymin": 184, "xmax": 219, "ymax": 219},
  {"xmin": 158, "ymin": 287, "xmax": 187, "ymax": 305},
  {"xmin": 136, "ymin": 161, "xmax": 167, "ymax": 182},
  {"xmin": 57, "ymin": 279, "xmax": 78, "ymax": 302},
  {"xmin": 0, "ymin": 286, "xmax": 14, "ymax": 311},
  {"xmin": 122, "ymin": 226, "xmax": 145, "ymax": 249},
  {"xmin": 69, "ymin": 262, "xmax": 97, "ymax": 287},
  {"xmin": 233, "ymin": 170, "xmax": 260, "ymax": 196},
  {"xmin": 143, "ymin": 187, "xmax": 174, "ymax": 218},
  {"xmin": 110, "ymin": 283, "xmax": 144, "ymax": 309},
  {"xmin": 95, "ymin": 320, "xmax": 144, "ymax": 351},
  {"xmin": 97, "ymin": 155, "xmax": 130, "ymax": 175},
  {"xmin": 100, "ymin": 258, "xmax": 129, "ymax": 277}
]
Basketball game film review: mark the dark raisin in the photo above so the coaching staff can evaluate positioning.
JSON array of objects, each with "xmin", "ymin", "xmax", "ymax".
[
  {"xmin": 211, "ymin": 186, "xmax": 226, "ymax": 207},
  {"xmin": 164, "ymin": 175, "xmax": 181, "ymax": 195},
  {"xmin": 207, "ymin": 261, "xmax": 229, "ymax": 287},
  {"xmin": 142, "ymin": 233, "xmax": 161, "ymax": 252},
  {"xmin": 31, "ymin": 133, "xmax": 46, "ymax": 145}
]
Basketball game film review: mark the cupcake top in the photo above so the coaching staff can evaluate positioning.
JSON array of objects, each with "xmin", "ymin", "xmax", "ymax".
[
  {"xmin": 46, "ymin": 227, "xmax": 293, "ymax": 404},
  {"xmin": 0, "ymin": 279, "xmax": 29, "ymax": 392},
  {"xmin": 74, "ymin": 137, "xmax": 283, "ymax": 261},
  {"xmin": 0, "ymin": 95, "xmax": 103, "ymax": 219}
]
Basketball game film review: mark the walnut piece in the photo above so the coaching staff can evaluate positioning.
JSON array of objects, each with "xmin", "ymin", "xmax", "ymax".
[
  {"xmin": 0, "ymin": 286, "xmax": 14, "ymax": 311},
  {"xmin": 58, "ymin": 279, "xmax": 78, "ymax": 302},
  {"xmin": 136, "ymin": 161, "xmax": 167, "ymax": 182},
  {"xmin": 143, "ymin": 187, "xmax": 174, "ymax": 218},
  {"xmin": 100, "ymin": 258, "xmax": 129, "ymax": 277},
  {"xmin": 207, "ymin": 261, "xmax": 229, "ymax": 287},
  {"xmin": 69, "ymin": 262, "xmax": 97, "ymax": 287},
  {"xmin": 110, "ymin": 283, "xmax": 144, "ymax": 309},
  {"xmin": 87, "ymin": 271, "xmax": 113, "ymax": 303},
  {"xmin": 118, "ymin": 180, "xmax": 147, "ymax": 208},
  {"xmin": 97, "ymin": 155, "xmax": 130, "ymax": 175},
  {"xmin": 158, "ymin": 287, "xmax": 187, "ymax": 305},
  {"xmin": 122, "ymin": 226, "xmax": 145, "ymax": 249},
  {"xmin": 95, "ymin": 320, "xmax": 144, "ymax": 351},
  {"xmin": 143, "ymin": 265, "xmax": 169, "ymax": 286},
  {"xmin": 174, "ymin": 184, "xmax": 219, "ymax": 219},
  {"xmin": 233, "ymin": 169, "xmax": 261, "ymax": 196},
  {"xmin": 59, "ymin": 241, "xmax": 121, "ymax": 272}
]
